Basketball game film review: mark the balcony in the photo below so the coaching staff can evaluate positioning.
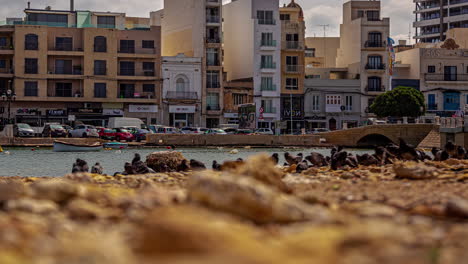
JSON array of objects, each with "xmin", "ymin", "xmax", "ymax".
[
  {"xmin": 166, "ymin": 91, "xmax": 198, "ymax": 100},
  {"xmin": 0, "ymin": 46, "xmax": 14, "ymax": 55},
  {"xmin": 284, "ymin": 41, "xmax": 303, "ymax": 50},
  {"xmin": 207, "ymin": 82, "xmax": 221, "ymax": 89},
  {"xmin": 260, "ymin": 62, "xmax": 276, "ymax": 73},
  {"xmin": 0, "ymin": 68, "xmax": 13, "ymax": 77},
  {"xmin": 258, "ymin": 19, "xmax": 276, "ymax": 25},
  {"xmin": 48, "ymin": 67, "xmax": 83, "ymax": 78},
  {"xmin": 117, "ymin": 48, "xmax": 157, "ymax": 58},
  {"xmin": 117, "ymin": 92, "xmax": 155, "ymax": 99},
  {"xmin": 206, "ymin": 37, "xmax": 221, "ymax": 44},
  {"xmin": 206, "ymin": 104, "xmax": 221, "ymax": 111},
  {"xmin": 263, "ymin": 107, "xmax": 277, "ymax": 114},
  {"xmin": 365, "ymin": 85, "xmax": 386, "ymax": 93},
  {"xmin": 365, "ymin": 63, "xmax": 386, "ymax": 71},
  {"xmin": 425, "ymin": 74, "xmax": 468, "ymax": 82},
  {"xmin": 117, "ymin": 70, "xmax": 157, "ymax": 80},
  {"xmin": 207, "ymin": 60, "xmax": 221, "ymax": 67},
  {"xmin": 206, "ymin": 16, "xmax": 221, "ymax": 24},
  {"xmin": 364, "ymin": 41, "xmax": 386, "ymax": 48},
  {"xmin": 285, "ymin": 65, "xmax": 303, "ymax": 73},
  {"xmin": 260, "ymin": 84, "xmax": 277, "ymax": 91},
  {"xmin": 260, "ymin": 40, "xmax": 277, "ymax": 51}
]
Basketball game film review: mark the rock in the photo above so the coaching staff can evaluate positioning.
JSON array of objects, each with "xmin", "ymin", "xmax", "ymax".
[
  {"xmin": 66, "ymin": 199, "xmax": 121, "ymax": 220},
  {"xmin": 188, "ymin": 172, "xmax": 330, "ymax": 224},
  {"xmin": 146, "ymin": 151, "xmax": 188, "ymax": 172},
  {"xmin": 230, "ymin": 154, "xmax": 291, "ymax": 194},
  {"xmin": 6, "ymin": 198, "xmax": 58, "ymax": 214},
  {"xmin": 0, "ymin": 180, "xmax": 26, "ymax": 202},
  {"xmin": 393, "ymin": 162, "xmax": 438, "ymax": 180},
  {"xmin": 445, "ymin": 198, "xmax": 468, "ymax": 219},
  {"xmin": 30, "ymin": 180, "xmax": 83, "ymax": 204}
]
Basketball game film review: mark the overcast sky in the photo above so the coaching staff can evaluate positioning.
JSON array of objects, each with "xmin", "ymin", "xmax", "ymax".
[{"xmin": 0, "ymin": 0, "xmax": 414, "ymax": 43}]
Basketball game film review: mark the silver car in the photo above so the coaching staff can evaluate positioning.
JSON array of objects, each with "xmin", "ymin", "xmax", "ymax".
[
  {"xmin": 15, "ymin": 123, "xmax": 35, "ymax": 137},
  {"xmin": 69, "ymin": 125, "xmax": 99, "ymax": 138}
]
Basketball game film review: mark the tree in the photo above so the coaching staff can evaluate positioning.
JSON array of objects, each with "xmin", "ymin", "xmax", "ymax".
[{"xmin": 369, "ymin": 86, "xmax": 425, "ymax": 118}]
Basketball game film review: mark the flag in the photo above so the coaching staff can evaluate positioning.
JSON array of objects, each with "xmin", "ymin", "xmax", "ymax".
[{"xmin": 387, "ymin": 37, "xmax": 395, "ymax": 76}]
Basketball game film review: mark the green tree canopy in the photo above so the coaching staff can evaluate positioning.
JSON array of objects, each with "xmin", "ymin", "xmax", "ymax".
[{"xmin": 369, "ymin": 86, "xmax": 425, "ymax": 118}]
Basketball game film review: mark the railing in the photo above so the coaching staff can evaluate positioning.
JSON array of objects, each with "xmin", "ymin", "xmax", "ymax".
[
  {"xmin": 260, "ymin": 62, "xmax": 276, "ymax": 69},
  {"xmin": 48, "ymin": 91, "xmax": 83, "ymax": 98},
  {"xmin": 118, "ymin": 48, "xmax": 156, "ymax": 54},
  {"xmin": 51, "ymin": 45, "xmax": 83, "ymax": 52},
  {"xmin": 365, "ymin": 85, "xmax": 385, "ymax": 92},
  {"xmin": 260, "ymin": 84, "xmax": 276, "ymax": 91},
  {"xmin": 285, "ymin": 65, "xmax": 302, "ymax": 73},
  {"xmin": 364, "ymin": 41, "xmax": 385, "ymax": 48},
  {"xmin": 52, "ymin": 67, "xmax": 83, "ymax": 75},
  {"xmin": 0, "ymin": 46, "xmax": 13, "ymax": 50},
  {"xmin": 206, "ymin": 37, "xmax": 221, "ymax": 43},
  {"xmin": 263, "ymin": 107, "xmax": 277, "ymax": 114},
  {"xmin": 118, "ymin": 92, "xmax": 155, "ymax": 99},
  {"xmin": 365, "ymin": 63, "xmax": 386, "ymax": 70},
  {"xmin": 207, "ymin": 82, "xmax": 220, "ymax": 88},
  {"xmin": 207, "ymin": 60, "xmax": 220, "ymax": 66},
  {"xmin": 261, "ymin": 40, "xmax": 276, "ymax": 47},
  {"xmin": 166, "ymin": 91, "xmax": 198, "ymax": 100},
  {"xmin": 425, "ymin": 74, "xmax": 468, "ymax": 81},
  {"xmin": 258, "ymin": 19, "xmax": 276, "ymax": 25},
  {"xmin": 0, "ymin": 68, "xmax": 13, "ymax": 74},
  {"xmin": 118, "ymin": 70, "xmax": 155, "ymax": 77},
  {"xmin": 206, "ymin": 16, "xmax": 220, "ymax": 23},
  {"xmin": 285, "ymin": 41, "xmax": 303, "ymax": 49},
  {"xmin": 206, "ymin": 104, "xmax": 221, "ymax": 111}
]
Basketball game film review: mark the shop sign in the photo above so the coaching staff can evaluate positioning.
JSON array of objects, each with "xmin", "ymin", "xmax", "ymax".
[
  {"xmin": 103, "ymin": 109, "xmax": 124, "ymax": 116},
  {"xmin": 282, "ymin": 109, "xmax": 303, "ymax": 118},
  {"xmin": 68, "ymin": 108, "xmax": 103, "ymax": 114},
  {"xmin": 308, "ymin": 115, "xmax": 327, "ymax": 120},
  {"xmin": 129, "ymin": 105, "xmax": 158, "ymax": 113},
  {"xmin": 224, "ymin": 113, "xmax": 238, "ymax": 118},
  {"xmin": 47, "ymin": 109, "xmax": 67, "ymax": 116},
  {"xmin": 16, "ymin": 108, "xmax": 40, "ymax": 115},
  {"xmin": 169, "ymin": 105, "xmax": 196, "ymax": 114}
]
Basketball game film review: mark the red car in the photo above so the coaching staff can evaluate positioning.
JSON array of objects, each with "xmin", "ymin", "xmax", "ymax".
[
  {"xmin": 115, "ymin": 128, "xmax": 134, "ymax": 142},
  {"xmin": 98, "ymin": 128, "xmax": 116, "ymax": 140}
]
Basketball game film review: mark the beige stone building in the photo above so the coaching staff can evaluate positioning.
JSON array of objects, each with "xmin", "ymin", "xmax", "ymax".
[
  {"xmin": 152, "ymin": 0, "xmax": 224, "ymax": 128},
  {"xmin": 223, "ymin": 77, "xmax": 254, "ymax": 126},
  {"xmin": 279, "ymin": 0, "xmax": 306, "ymax": 133},
  {"xmin": 0, "ymin": 8, "xmax": 161, "ymax": 126},
  {"xmin": 304, "ymin": 37, "xmax": 340, "ymax": 71}
]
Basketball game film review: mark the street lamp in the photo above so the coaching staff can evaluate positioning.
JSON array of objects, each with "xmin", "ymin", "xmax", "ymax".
[{"xmin": 2, "ymin": 86, "xmax": 16, "ymax": 125}]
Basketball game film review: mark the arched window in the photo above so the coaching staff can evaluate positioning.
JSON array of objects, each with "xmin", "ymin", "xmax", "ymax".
[
  {"xmin": 25, "ymin": 34, "xmax": 38, "ymax": 50},
  {"xmin": 367, "ymin": 32, "xmax": 382, "ymax": 47},
  {"xmin": 94, "ymin": 36, "xmax": 107, "ymax": 52},
  {"xmin": 367, "ymin": 55, "xmax": 383, "ymax": 69},
  {"xmin": 175, "ymin": 75, "xmax": 189, "ymax": 92},
  {"xmin": 367, "ymin": 76, "xmax": 382, "ymax": 92}
]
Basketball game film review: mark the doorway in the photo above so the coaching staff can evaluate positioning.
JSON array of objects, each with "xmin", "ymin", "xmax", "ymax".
[{"xmin": 329, "ymin": 118, "xmax": 337, "ymax": 131}]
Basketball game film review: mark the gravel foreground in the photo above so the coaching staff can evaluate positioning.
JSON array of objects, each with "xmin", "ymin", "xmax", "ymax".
[{"xmin": 1, "ymin": 154, "xmax": 468, "ymax": 264}]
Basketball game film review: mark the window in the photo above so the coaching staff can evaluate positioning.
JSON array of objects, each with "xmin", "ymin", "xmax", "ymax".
[
  {"xmin": 428, "ymin": 65, "xmax": 436, "ymax": 73},
  {"xmin": 257, "ymin": 10, "xmax": 275, "ymax": 25},
  {"xmin": 345, "ymin": 96, "xmax": 353, "ymax": 111},
  {"xmin": 207, "ymin": 71, "xmax": 220, "ymax": 88},
  {"xmin": 119, "ymin": 83, "xmax": 135, "ymax": 98},
  {"xmin": 143, "ymin": 84, "xmax": 155, "ymax": 93},
  {"xmin": 367, "ymin": 55, "xmax": 383, "ymax": 69},
  {"xmin": 233, "ymin": 94, "xmax": 246, "ymax": 105},
  {"xmin": 261, "ymin": 99, "xmax": 274, "ymax": 113},
  {"xmin": 305, "ymin": 48, "xmax": 315, "ymax": 57},
  {"xmin": 444, "ymin": 66, "xmax": 457, "ymax": 81},
  {"xmin": 119, "ymin": 61, "xmax": 135, "ymax": 76},
  {"xmin": 206, "ymin": 27, "xmax": 220, "ymax": 42},
  {"xmin": 286, "ymin": 78, "xmax": 298, "ymax": 90},
  {"xmin": 97, "ymin": 16, "xmax": 115, "ymax": 28},
  {"xmin": 0, "ymin": 37, "xmax": 7, "ymax": 47},
  {"xmin": 27, "ymin": 13, "xmax": 67, "ymax": 25},
  {"xmin": 311, "ymin": 95, "xmax": 320, "ymax": 111},
  {"xmin": 142, "ymin": 40, "xmax": 154, "ymax": 49},
  {"xmin": 357, "ymin": 10, "xmax": 365, "ymax": 18},
  {"xmin": 24, "ymin": 81, "xmax": 38, "ymax": 97},
  {"xmin": 143, "ymin": 62, "xmax": 155, "ymax": 76},
  {"xmin": 367, "ymin": 32, "xmax": 382, "ymax": 47},
  {"xmin": 286, "ymin": 34, "xmax": 299, "ymax": 49},
  {"xmin": 428, "ymin": 94, "xmax": 436, "ymax": 110},
  {"xmin": 25, "ymin": 34, "xmax": 38, "ymax": 50},
  {"xmin": 368, "ymin": 76, "xmax": 382, "ymax": 91},
  {"xmin": 207, "ymin": 93, "xmax": 220, "ymax": 110},
  {"xmin": 280, "ymin": 14, "xmax": 290, "ymax": 21},
  {"xmin": 55, "ymin": 82, "xmax": 72, "ymax": 97},
  {"xmin": 368, "ymin": 98, "xmax": 375, "ymax": 112},
  {"xmin": 94, "ymin": 36, "xmax": 107, "ymax": 52},
  {"xmin": 261, "ymin": 32, "xmax": 274, "ymax": 46},
  {"xmin": 176, "ymin": 78, "xmax": 187, "ymax": 92},
  {"xmin": 24, "ymin": 58, "xmax": 38, "ymax": 74},
  {"xmin": 0, "ymin": 60, "xmax": 6, "ymax": 69},
  {"xmin": 120, "ymin": 40, "xmax": 135, "ymax": 53},
  {"xmin": 206, "ymin": 48, "xmax": 219, "ymax": 66},
  {"xmin": 326, "ymin": 95, "xmax": 342, "ymax": 112},
  {"xmin": 261, "ymin": 55, "xmax": 275, "ymax": 68},
  {"xmin": 94, "ymin": 60, "xmax": 106, "ymax": 75},
  {"xmin": 366, "ymin": 10, "xmax": 380, "ymax": 21},
  {"xmin": 55, "ymin": 37, "xmax": 72, "ymax": 51},
  {"xmin": 55, "ymin": 60, "xmax": 72, "ymax": 74},
  {"xmin": 94, "ymin": 83, "xmax": 107, "ymax": 98},
  {"xmin": 286, "ymin": 56, "xmax": 299, "ymax": 72},
  {"xmin": 261, "ymin": 77, "xmax": 274, "ymax": 91}
]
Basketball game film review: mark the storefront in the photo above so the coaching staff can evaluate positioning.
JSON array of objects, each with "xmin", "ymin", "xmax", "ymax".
[
  {"xmin": 169, "ymin": 105, "xmax": 196, "ymax": 128},
  {"xmin": 126, "ymin": 104, "xmax": 159, "ymax": 125},
  {"xmin": 224, "ymin": 112, "xmax": 239, "ymax": 125},
  {"xmin": 305, "ymin": 115, "xmax": 327, "ymax": 130},
  {"xmin": 68, "ymin": 108, "xmax": 105, "ymax": 127},
  {"xmin": 281, "ymin": 95, "xmax": 305, "ymax": 134}
]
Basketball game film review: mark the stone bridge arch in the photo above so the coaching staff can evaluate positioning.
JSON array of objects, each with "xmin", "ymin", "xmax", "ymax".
[{"xmin": 356, "ymin": 134, "xmax": 394, "ymax": 147}]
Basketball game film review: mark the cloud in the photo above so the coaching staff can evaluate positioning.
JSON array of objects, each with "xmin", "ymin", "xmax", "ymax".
[{"xmin": 0, "ymin": 0, "xmax": 413, "ymax": 42}]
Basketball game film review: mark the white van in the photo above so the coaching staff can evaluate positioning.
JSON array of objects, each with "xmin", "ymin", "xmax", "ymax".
[{"xmin": 108, "ymin": 117, "xmax": 144, "ymax": 129}]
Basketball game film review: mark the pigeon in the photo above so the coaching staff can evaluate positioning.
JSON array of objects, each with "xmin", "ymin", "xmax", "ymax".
[
  {"xmin": 356, "ymin": 154, "xmax": 379, "ymax": 166},
  {"xmin": 90, "ymin": 162, "xmax": 103, "ymax": 174},
  {"xmin": 190, "ymin": 159, "xmax": 206, "ymax": 170},
  {"xmin": 398, "ymin": 139, "xmax": 419, "ymax": 161},
  {"xmin": 270, "ymin": 153, "xmax": 279, "ymax": 165},
  {"xmin": 132, "ymin": 153, "xmax": 141, "ymax": 165},
  {"xmin": 72, "ymin": 159, "xmax": 89, "ymax": 173},
  {"xmin": 212, "ymin": 160, "xmax": 221, "ymax": 171},
  {"xmin": 284, "ymin": 152, "xmax": 302, "ymax": 166},
  {"xmin": 305, "ymin": 152, "xmax": 328, "ymax": 167},
  {"xmin": 124, "ymin": 162, "xmax": 135, "ymax": 175},
  {"xmin": 444, "ymin": 141, "xmax": 457, "ymax": 157},
  {"xmin": 296, "ymin": 160, "xmax": 309, "ymax": 173}
]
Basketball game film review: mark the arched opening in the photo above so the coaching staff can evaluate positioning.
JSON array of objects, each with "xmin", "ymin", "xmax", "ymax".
[
  {"xmin": 329, "ymin": 118, "xmax": 337, "ymax": 131},
  {"xmin": 357, "ymin": 134, "xmax": 393, "ymax": 147},
  {"xmin": 175, "ymin": 74, "xmax": 189, "ymax": 92}
]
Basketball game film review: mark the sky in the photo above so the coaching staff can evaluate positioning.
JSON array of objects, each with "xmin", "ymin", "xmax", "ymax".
[{"xmin": 0, "ymin": 0, "xmax": 415, "ymax": 43}]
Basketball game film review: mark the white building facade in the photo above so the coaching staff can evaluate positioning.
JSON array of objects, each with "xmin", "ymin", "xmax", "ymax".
[
  {"xmin": 161, "ymin": 54, "xmax": 202, "ymax": 128},
  {"xmin": 224, "ymin": 0, "xmax": 281, "ymax": 133}
]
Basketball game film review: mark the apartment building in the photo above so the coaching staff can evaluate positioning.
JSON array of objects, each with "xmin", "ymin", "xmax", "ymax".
[
  {"xmin": 0, "ymin": 7, "xmax": 161, "ymax": 126},
  {"xmin": 304, "ymin": 37, "xmax": 340, "ymax": 71},
  {"xmin": 224, "ymin": 0, "xmax": 282, "ymax": 133},
  {"xmin": 279, "ymin": 0, "xmax": 306, "ymax": 134},
  {"xmin": 336, "ymin": 0, "xmax": 390, "ymax": 118},
  {"xmin": 161, "ymin": 54, "xmax": 202, "ymax": 128},
  {"xmin": 414, "ymin": 0, "xmax": 468, "ymax": 43},
  {"xmin": 152, "ymin": 0, "xmax": 224, "ymax": 128},
  {"xmin": 394, "ymin": 38, "xmax": 468, "ymax": 120},
  {"xmin": 223, "ymin": 77, "xmax": 254, "ymax": 125}
]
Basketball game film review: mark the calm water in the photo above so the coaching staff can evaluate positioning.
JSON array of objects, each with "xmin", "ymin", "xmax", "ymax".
[{"xmin": 0, "ymin": 147, "xmax": 371, "ymax": 177}]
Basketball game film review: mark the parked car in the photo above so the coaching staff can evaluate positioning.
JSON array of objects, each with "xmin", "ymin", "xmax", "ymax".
[
  {"xmin": 114, "ymin": 128, "xmax": 134, "ymax": 142},
  {"xmin": 134, "ymin": 129, "xmax": 152, "ymax": 142},
  {"xmin": 98, "ymin": 128, "xmax": 117, "ymax": 140},
  {"xmin": 69, "ymin": 125, "xmax": 99, "ymax": 138},
  {"xmin": 108, "ymin": 117, "xmax": 145, "ymax": 129},
  {"xmin": 150, "ymin": 125, "xmax": 179, "ymax": 134},
  {"xmin": 224, "ymin": 128, "xmax": 238, "ymax": 134},
  {"xmin": 235, "ymin": 129, "xmax": 254, "ymax": 135},
  {"xmin": 204, "ymin": 129, "xmax": 227, "ymax": 135},
  {"xmin": 254, "ymin": 128, "xmax": 274, "ymax": 135},
  {"xmin": 309, "ymin": 128, "xmax": 330, "ymax": 134},
  {"xmin": 43, "ymin": 124, "xmax": 67, "ymax": 138},
  {"xmin": 180, "ymin": 127, "xmax": 208, "ymax": 134},
  {"xmin": 14, "ymin": 123, "xmax": 35, "ymax": 137}
]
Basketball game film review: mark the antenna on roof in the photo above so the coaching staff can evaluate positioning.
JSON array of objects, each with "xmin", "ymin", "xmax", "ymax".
[
  {"xmin": 70, "ymin": 0, "xmax": 74, "ymax": 11},
  {"xmin": 27, "ymin": 1, "xmax": 30, "ymax": 9}
]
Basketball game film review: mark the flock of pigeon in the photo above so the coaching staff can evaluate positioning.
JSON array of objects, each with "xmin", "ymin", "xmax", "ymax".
[{"xmin": 70, "ymin": 139, "xmax": 465, "ymax": 175}]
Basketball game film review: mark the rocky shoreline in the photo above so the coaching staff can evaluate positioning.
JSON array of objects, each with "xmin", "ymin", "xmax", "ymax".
[{"xmin": 1, "ymin": 153, "xmax": 468, "ymax": 264}]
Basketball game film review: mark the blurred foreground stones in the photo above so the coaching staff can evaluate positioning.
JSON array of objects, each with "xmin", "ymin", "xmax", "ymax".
[{"xmin": 1, "ymin": 153, "xmax": 468, "ymax": 263}]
